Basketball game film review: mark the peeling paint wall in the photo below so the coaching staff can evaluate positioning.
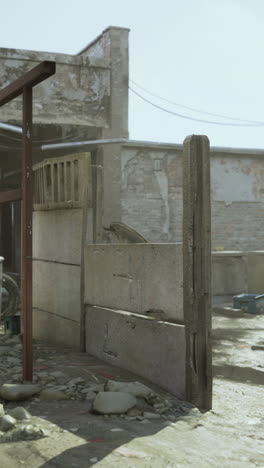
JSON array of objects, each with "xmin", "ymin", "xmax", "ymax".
[
  {"xmin": 121, "ymin": 143, "xmax": 264, "ymax": 251},
  {"xmin": 0, "ymin": 48, "xmax": 111, "ymax": 127}
]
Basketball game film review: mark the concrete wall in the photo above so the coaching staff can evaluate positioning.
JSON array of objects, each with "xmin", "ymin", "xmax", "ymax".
[
  {"xmin": 32, "ymin": 150, "xmax": 93, "ymax": 349},
  {"xmin": 0, "ymin": 47, "xmax": 111, "ymax": 128},
  {"xmin": 84, "ymin": 243, "xmax": 183, "ymax": 321},
  {"xmin": 32, "ymin": 208, "xmax": 85, "ymax": 349},
  {"xmin": 212, "ymin": 250, "xmax": 264, "ymax": 297},
  {"xmin": 85, "ymin": 306, "xmax": 186, "ymax": 398},
  {"xmin": 120, "ymin": 142, "xmax": 264, "ymax": 251},
  {"xmin": 84, "ymin": 242, "xmax": 185, "ymax": 397}
]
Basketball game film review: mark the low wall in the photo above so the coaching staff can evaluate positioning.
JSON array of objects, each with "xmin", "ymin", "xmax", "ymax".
[
  {"xmin": 84, "ymin": 243, "xmax": 183, "ymax": 321},
  {"xmin": 84, "ymin": 243, "xmax": 186, "ymax": 398},
  {"xmin": 212, "ymin": 250, "xmax": 264, "ymax": 298},
  {"xmin": 85, "ymin": 306, "xmax": 186, "ymax": 398}
]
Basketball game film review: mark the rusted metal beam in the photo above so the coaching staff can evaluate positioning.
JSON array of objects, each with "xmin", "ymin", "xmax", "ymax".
[
  {"xmin": 0, "ymin": 189, "xmax": 22, "ymax": 204},
  {"xmin": 21, "ymin": 86, "xmax": 33, "ymax": 382},
  {"xmin": 0, "ymin": 61, "xmax": 55, "ymax": 107}
]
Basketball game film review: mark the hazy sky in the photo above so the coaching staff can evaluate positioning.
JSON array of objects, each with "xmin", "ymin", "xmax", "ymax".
[{"xmin": 1, "ymin": 0, "xmax": 264, "ymax": 148}]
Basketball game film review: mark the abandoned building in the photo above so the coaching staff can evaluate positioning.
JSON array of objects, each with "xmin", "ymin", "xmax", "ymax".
[{"xmin": 0, "ymin": 25, "xmax": 264, "ymax": 410}]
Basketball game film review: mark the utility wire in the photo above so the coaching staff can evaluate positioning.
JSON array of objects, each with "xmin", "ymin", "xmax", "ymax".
[
  {"xmin": 129, "ymin": 86, "xmax": 264, "ymax": 127},
  {"xmin": 130, "ymin": 79, "xmax": 264, "ymax": 125}
]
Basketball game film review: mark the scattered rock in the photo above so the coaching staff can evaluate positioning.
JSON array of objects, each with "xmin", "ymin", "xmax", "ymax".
[
  {"xmin": 68, "ymin": 377, "xmax": 85, "ymax": 386},
  {"xmin": 105, "ymin": 380, "xmax": 152, "ymax": 398},
  {"xmin": 0, "ymin": 347, "xmax": 10, "ymax": 356},
  {"xmin": 143, "ymin": 411, "xmax": 161, "ymax": 420},
  {"xmin": 0, "ymin": 414, "xmax": 16, "ymax": 431},
  {"xmin": 9, "ymin": 406, "xmax": 31, "ymax": 420},
  {"xmin": 6, "ymin": 357, "xmax": 20, "ymax": 366},
  {"xmin": 49, "ymin": 371, "xmax": 66, "ymax": 379},
  {"xmin": 85, "ymin": 391, "xmax": 96, "ymax": 401},
  {"xmin": 126, "ymin": 407, "xmax": 142, "ymax": 417},
  {"xmin": 0, "ymin": 404, "xmax": 5, "ymax": 417},
  {"xmin": 3, "ymin": 424, "xmax": 48, "ymax": 441},
  {"xmin": 89, "ymin": 383, "xmax": 105, "ymax": 393},
  {"xmin": 0, "ymin": 384, "xmax": 41, "ymax": 401},
  {"xmin": 40, "ymin": 389, "xmax": 69, "ymax": 401},
  {"xmin": 93, "ymin": 392, "xmax": 137, "ymax": 414}
]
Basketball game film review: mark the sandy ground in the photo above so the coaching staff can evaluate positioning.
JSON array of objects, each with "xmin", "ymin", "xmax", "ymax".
[{"xmin": 0, "ymin": 311, "xmax": 263, "ymax": 468}]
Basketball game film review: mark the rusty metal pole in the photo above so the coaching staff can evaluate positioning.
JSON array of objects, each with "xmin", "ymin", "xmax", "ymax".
[{"xmin": 21, "ymin": 86, "xmax": 33, "ymax": 382}]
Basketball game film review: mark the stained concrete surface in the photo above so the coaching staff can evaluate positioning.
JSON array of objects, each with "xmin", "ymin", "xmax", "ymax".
[
  {"xmin": 213, "ymin": 307, "xmax": 264, "ymax": 385},
  {"xmin": 0, "ymin": 322, "xmax": 263, "ymax": 467}
]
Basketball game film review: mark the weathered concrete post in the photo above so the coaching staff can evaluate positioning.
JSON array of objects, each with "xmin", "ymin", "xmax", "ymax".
[{"xmin": 182, "ymin": 135, "xmax": 212, "ymax": 411}]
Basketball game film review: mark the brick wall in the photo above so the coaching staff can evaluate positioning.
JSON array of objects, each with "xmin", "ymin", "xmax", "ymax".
[{"xmin": 121, "ymin": 143, "xmax": 264, "ymax": 251}]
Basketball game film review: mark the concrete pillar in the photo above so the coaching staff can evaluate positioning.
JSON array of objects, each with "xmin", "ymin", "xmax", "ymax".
[{"xmin": 182, "ymin": 135, "xmax": 212, "ymax": 411}]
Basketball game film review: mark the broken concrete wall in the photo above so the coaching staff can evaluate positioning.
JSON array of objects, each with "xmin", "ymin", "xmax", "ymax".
[
  {"xmin": 120, "ymin": 142, "xmax": 264, "ymax": 251},
  {"xmin": 85, "ymin": 306, "xmax": 186, "ymax": 398},
  {"xmin": 84, "ymin": 243, "xmax": 183, "ymax": 321},
  {"xmin": 0, "ymin": 48, "xmax": 111, "ymax": 128},
  {"xmin": 84, "ymin": 243, "xmax": 186, "ymax": 397}
]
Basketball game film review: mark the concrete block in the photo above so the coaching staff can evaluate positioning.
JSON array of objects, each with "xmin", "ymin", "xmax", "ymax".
[
  {"xmin": 84, "ymin": 243, "xmax": 183, "ymax": 321},
  {"xmin": 85, "ymin": 305, "xmax": 186, "ymax": 398},
  {"xmin": 33, "ymin": 209, "xmax": 84, "ymax": 265},
  {"xmin": 33, "ymin": 260, "xmax": 80, "ymax": 322},
  {"xmin": 33, "ymin": 308, "xmax": 80, "ymax": 349},
  {"xmin": 212, "ymin": 252, "xmax": 248, "ymax": 296}
]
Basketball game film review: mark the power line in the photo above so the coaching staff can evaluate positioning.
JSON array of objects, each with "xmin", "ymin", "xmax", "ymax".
[
  {"xmin": 129, "ymin": 86, "xmax": 264, "ymax": 127},
  {"xmin": 130, "ymin": 79, "xmax": 264, "ymax": 125}
]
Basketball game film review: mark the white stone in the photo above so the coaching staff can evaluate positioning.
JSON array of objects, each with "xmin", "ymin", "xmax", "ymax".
[
  {"xmin": 0, "ymin": 415, "xmax": 16, "ymax": 431},
  {"xmin": 9, "ymin": 407, "xmax": 31, "ymax": 420},
  {"xmin": 68, "ymin": 377, "xmax": 85, "ymax": 386},
  {"xmin": 0, "ymin": 384, "xmax": 41, "ymax": 401},
  {"xmin": 105, "ymin": 380, "xmax": 152, "ymax": 398},
  {"xmin": 40, "ymin": 389, "xmax": 69, "ymax": 400},
  {"xmin": 0, "ymin": 347, "xmax": 10, "ymax": 356},
  {"xmin": 93, "ymin": 392, "xmax": 137, "ymax": 414}
]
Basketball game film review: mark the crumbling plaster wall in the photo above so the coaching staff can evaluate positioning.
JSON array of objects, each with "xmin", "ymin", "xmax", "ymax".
[
  {"xmin": 121, "ymin": 142, "xmax": 264, "ymax": 251},
  {"xmin": 0, "ymin": 47, "xmax": 111, "ymax": 128}
]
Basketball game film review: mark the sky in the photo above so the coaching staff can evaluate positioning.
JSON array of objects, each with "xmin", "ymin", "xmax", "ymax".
[{"xmin": 1, "ymin": 0, "xmax": 264, "ymax": 149}]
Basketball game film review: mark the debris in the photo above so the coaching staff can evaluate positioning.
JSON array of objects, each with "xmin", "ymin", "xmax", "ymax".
[
  {"xmin": 143, "ymin": 411, "xmax": 161, "ymax": 420},
  {"xmin": 8, "ymin": 406, "xmax": 31, "ymax": 420},
  {"xmin": 93, "ymin": 392, "xmax": 137, "ymax": 414},
  {"xmin": 0, "ymin": 414, "xmax": 16, "ymax": 431},
  {"xmin": 0, "ymin": 384, "xmax": 41, "ymax": 401},
  {"xmin": 0, "ymin": 404, "xmax": 4, "ymax": 417},
  {"xmin": 105, "ymin": 380, "xmax": 152, "ymax": 398},
  {"xmin": 40, "ymin": 389, "xmax": 69, "ymax": 400},
  {"xmin": 251, "ymin": 345, "xmax": 264, "ymax": 351}
]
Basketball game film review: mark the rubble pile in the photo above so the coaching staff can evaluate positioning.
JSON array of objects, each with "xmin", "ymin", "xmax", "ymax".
[{"xmin": 0, "ymin": 331, "xmax": 200, "ymax": 428}]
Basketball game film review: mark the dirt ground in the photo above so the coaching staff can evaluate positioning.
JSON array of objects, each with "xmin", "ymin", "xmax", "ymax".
[{"xmin": 0, "ymin": 314, "xmax": 263, "ymax": 468}]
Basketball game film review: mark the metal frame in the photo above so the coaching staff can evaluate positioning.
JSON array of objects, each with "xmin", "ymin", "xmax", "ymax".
[{"xmin": 0, "ymin": 61, "xmax": 56, "ymax": 382}]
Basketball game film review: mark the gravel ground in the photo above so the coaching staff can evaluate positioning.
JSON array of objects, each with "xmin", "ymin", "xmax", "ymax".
[{"xmin": 0, "ymin": 321, "xmax": 263, "ymax": 468}]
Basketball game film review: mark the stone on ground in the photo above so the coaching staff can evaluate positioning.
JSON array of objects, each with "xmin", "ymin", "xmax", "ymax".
[
  {"xmin": 9, "ymin": 407, "xmax": 31, "ymax": 420},
  {"xmin": 0, "ymin": 415, "xmax": 16, "ymax": 432},
  {"xmin": 105, "ymin": 380, "xmax": 152, "ymax": 398},
  {"xmin": 0, "ymin": 384, "xmax": 41, "ymax": 401},
  {"xmin": 93, "ymin": 392, "xmax": 137, "ymax": 414},
  {"xmin": 143, "ymin": 411, "xmax": 161, "ymax": 419},
  {"xmin": 40, "ymin": 389, "xmax": 69, "ymax": 400},
  {"xmin": 0, "ymin": 404, "xmax": 5, "ymax": 417},
  {"xmin": 0, "ymin": 346, "xmax": 10, "ymax": 356}
]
